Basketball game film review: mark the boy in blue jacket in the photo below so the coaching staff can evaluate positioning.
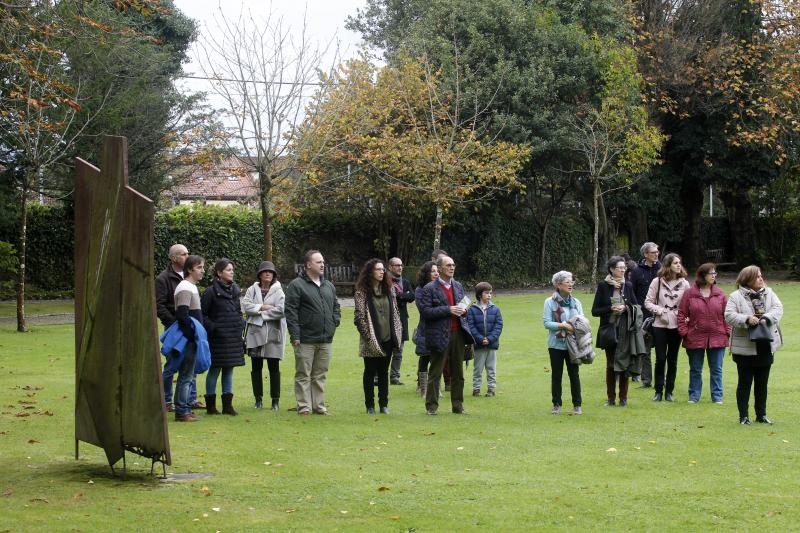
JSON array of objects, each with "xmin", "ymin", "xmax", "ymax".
[{"xmin": 466, "ymin": 282, "xmax": 503, "ymax": 397}]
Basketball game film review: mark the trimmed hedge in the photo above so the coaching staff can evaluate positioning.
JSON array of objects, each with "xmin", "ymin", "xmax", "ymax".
[{"xmin": 9, "ymin": 202, "xmax": 792, "ymax": 294}]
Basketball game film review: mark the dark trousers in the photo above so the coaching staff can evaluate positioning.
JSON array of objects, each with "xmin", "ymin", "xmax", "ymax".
[
  {"xmin": 652, "ymin": 327, "xmax": 681, "ymax": 394},
  {"xmin": 735, "ymin": 361, "xmax": 771, "ymax": 418},
  {"xmin": 363, "ymin": 350, "xmax": 391, "ymax": 409},
  {"xmin": 418, "ymin": 355, "xmax": 430, "ymax": 373},
  {"xmin": 549, "ymin": 348, "xmax": 581, "ymax": 407},
  {"xmin": 251, "ymin": 357, "xmax": 280, "ymax": 400},
  {"xmin": 605, "ymin": 348, "xmax": 629, "ymax": 401},
  {"xmin": 640, "ymin": 335, "xmax": 653, "ymax": 385},
  {"xmin": 426, "ymin": 329, "xmax": 465, "ymax": 412}
]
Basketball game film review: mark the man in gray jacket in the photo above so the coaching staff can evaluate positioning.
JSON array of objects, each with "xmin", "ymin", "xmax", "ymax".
[{"xmin": 284, "ymin": 250, "xmax": 341, "ymax": 415}]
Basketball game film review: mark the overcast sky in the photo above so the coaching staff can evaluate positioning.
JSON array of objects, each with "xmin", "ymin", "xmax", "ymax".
[{"xmin": 173, "ymin": 0, "xmax": 369, "ymax": 99}]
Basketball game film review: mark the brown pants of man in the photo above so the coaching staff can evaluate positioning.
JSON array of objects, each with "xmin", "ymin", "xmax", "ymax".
[{"xmin": 425, "ymin": 329, "xmax": 465, "ymax": 413}]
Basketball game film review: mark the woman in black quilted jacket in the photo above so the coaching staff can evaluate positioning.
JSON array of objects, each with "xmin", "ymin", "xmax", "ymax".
[{"xmin": 202, "ymin": 259, "xmax": 246, "ymax": 415}]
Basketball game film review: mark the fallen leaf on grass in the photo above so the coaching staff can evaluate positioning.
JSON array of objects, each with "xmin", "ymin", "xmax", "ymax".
[
  {"xmin": 30, "ymin": 497, "xmax": 49, "ymax": 503},
  {"xmin": 648, "ymin": 440, "xmax": 657, "ymax": 444},
  {"xmin": 23, "ymin": 406, "xmax": 35, "ymax": 410},
  {"xmin": 340, "ymin": 510, "xmax": 348, "ymax": 514},
  {"xmin": 18, "ymin": 400, "xmax": 36, "ymax": 405},
  {"xmin": 73, "ymin": 492, "xmax": 83, "ymax": 500},
  {"xmin": 456, "ymin": 447, "xmax": 464, "ymax": 451},
  {"xmin": 28, "ymin": 439, "xmax": 39, "ymax": 444},
  {"xmin": 2, "ymin": 489, "xmax": 12, "ymax": 497},
  {"xmin": 369, "ymin": 501, "xmax": 375, "ymax": 505},
  {"xmin": 782, "ymin": 440, "xmax": 789, "ymax": 443},
  {"xmin": 200, "ymin": 486, "xmax": 212, "ymax": 496},
  {"xmin": 285, "ymin": 508, "xmax": 297, "ymax": 513},
  {"xmin": 22, "ymin": 386, "xmax": 43, "ymax": 391},
  {"xmin": 634, "ymin": 446, "xmax": 641, "ymax": 450},
  {"xmin": 14, "ymin": 413, "xmax": 30, "ymax": 417},
  {"xmin": 202, "ymin": 513, "xmax": 209, "ymax": 518},
  {"xmin": 606, "ymin": 448, "xmax": 617, "ymax": 453},
  {"xmin": 211, "ymin": 507, "xmax": 220, "ymax": 512},
  {"xmin": 424, "ymin": 432, "xmax": 435, "ymax": 436},
  {"xmin": 377, "ymin": 486, "xmax": 390, "ymax": 492},
  {"xmin": 87, "ymin": 480, "xmax": 94, "ymax": 484},
  {"xmin": 689, "ymin": 460, "xmax": 697, "ymax": 465},
  {"xmin": 263, "ymin": 462, "xmax": 271, "ymax": 466},
  {"xmin": 390, "ymin": 516, "xmax": 400, "ymax": 521}
]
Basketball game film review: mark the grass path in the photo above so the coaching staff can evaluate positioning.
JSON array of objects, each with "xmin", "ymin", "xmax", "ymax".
[{"xmin": 1, "ymin": 283, "xmax": 799, "ymax": 531}]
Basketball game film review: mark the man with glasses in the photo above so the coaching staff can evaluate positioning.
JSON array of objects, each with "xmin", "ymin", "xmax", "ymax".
[
  {"xmin": 387, "ymin": 257, "xmax": 415, "ymax": 385},
  {"xmin": 630, "ymin": 242, "xmax": 662, "ymax": 388},
  {"xmin": 155, "ymin": 244, "xmax": 202, "ymax": 411},
  {"xmin": 417, "ymin": 255, "xmax": 474, "ymax": 415}
]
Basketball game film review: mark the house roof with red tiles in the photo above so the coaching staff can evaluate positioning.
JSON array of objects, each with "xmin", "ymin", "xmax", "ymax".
[{"xmin": 172, "ymin": 156, "xmax": 259, "ymax": 202}]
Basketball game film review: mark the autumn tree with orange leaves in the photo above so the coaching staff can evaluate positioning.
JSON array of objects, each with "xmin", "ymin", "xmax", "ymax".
[{"xmin": 294, "ymin": 56, "xmax": 530, "ymax": 259}]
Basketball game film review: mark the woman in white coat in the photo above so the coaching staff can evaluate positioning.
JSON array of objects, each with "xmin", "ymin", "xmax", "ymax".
[
  {"xmin": 242, "ymin": 261, "xmax": 286, "ymax": 410},
  {"xmin": 724, "ymin": 265, "xmax": 783, "ymax": 425}
]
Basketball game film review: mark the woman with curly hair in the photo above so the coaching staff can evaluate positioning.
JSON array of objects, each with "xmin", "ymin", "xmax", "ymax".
[{"xmin": 353, "ymin": 258, "xmax": 402, "ymax": 415}]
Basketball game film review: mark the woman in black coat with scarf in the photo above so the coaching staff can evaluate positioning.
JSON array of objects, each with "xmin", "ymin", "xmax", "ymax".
[
  {"xmin": 592, "ymin": 255, "xmax": 639, "ymax": 407},
  {"xmin": 202, "ymin": 259, "xmax": 246, "ymax": 415}
]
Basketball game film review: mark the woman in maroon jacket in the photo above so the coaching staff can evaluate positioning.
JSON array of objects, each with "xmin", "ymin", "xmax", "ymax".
[{"xmin": 677, "ymin": 263, "xmax": 730, "ymax": 404}]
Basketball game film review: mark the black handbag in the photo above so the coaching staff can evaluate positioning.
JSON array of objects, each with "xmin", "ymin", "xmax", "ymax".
[
  {"xmin": 748, "ymin": 322, "xmax": 773, "ymax": 342},
  {"xmin": 596, "ymin": 322, "xmax": 618, "ymax": 349}
]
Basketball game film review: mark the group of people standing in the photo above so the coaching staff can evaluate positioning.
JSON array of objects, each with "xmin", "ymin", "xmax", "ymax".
[
  {"xmin": 544, "ymin": 242, "xmax": 783, "ymax": 425},
  {"xmin": 157, "ymin": 241, "xmax": 783, "ymax": 426}
]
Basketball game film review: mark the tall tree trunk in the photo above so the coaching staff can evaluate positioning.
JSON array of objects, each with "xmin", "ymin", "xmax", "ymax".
[
  {"xmin": 260, "ymin": 178, "xmax": 272, "ymax": 261},
  {"xmin": 723, "ymin": 187, "xmax": 756, "ymax": 266},
  {"xmin": 678, "ymin": 177, "xmax": 703, "ymax": 268},
  {"xmin": 17, "ymin": 179, "xmax": 29, "ymax": 333},
  {"xmin": 591, "ymin": 179, "xmax": 600, "ymax": 287},
  {"xmin": 537, "ymin": 215, "xmax": 552, "ymax": 278},
  {"xmin": 433, "ymin": 204, "xmax": 443, "ymax": 253}
]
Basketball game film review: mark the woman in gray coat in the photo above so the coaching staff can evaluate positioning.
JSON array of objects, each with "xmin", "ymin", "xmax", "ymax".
[
  {"xmin": 242, "ymin": 261, "xmax": 286, "ymax": 410},
  {"xmin": 724, "ymin": 265, "xmax": 783, "ymax": 425}
]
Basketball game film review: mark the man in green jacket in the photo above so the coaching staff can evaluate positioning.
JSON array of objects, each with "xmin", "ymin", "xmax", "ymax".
[{"xmin": 285, "ymin": 250, "xmax": 341, "ymax": 415}]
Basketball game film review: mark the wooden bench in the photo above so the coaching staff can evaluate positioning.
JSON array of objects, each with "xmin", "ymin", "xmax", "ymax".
[
  {"xmin": 704, "ymin": 248, "xmax": 736, "ymax": 270},
  {"xmin": 294, "ymin": 263, "xmax": 357, "ymax": 294}
]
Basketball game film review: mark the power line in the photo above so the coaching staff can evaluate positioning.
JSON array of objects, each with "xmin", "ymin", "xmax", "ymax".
[{"xmin": 179, "ymin": 74, "xmax": 325, "ymax": 87}]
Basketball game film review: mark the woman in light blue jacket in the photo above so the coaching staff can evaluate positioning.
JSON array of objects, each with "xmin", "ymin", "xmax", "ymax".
[{"xmin": 543, "ymin": 271, "xmax": 584, "ymax": 415}]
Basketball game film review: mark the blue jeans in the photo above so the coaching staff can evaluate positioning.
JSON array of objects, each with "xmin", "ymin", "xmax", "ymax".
[
  {"xmin": 174, "ymin": 343, "xmax": 197, "ymax": 416},
  {"xmin": 163, "ymin": 364, "xmax": 196, "ymax": 404},
  {"xmin": 687, "ymin": 347, "xmax": 724, "ymax": 402},
  {"xmin": 206, "ymin": 366, "xmax": 234, "ymax": 395}
]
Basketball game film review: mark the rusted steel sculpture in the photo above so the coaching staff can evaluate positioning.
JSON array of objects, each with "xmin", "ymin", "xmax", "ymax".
[{"xmin": 74, "ymin": 136, "xmax": 170, "ymax": 474}]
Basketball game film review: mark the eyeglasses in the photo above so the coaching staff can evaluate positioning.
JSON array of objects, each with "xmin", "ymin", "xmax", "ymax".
[{"xmin": 707, "ymin": 272, "xmax": 718, "ymax": 276}]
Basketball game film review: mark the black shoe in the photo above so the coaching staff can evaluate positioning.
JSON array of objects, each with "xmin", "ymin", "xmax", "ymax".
[
  {"xmin": 652, "ymin": 392, "xmax": 662, "ymax": 401},
  {"xmin": 255, "ymin": 397, "xmax": 263, "ymax": 409},
  {"xmin": 739, "ymin": 416, "xmax": 751, "ymax": 425},
  {"xmin": 270, "ymin": 399, "xmax": 279, "ymax": 411},
  {"xmin": 619, "ymin": 399, "xmax": 628, "ymax": 407},
  {"xmin": 604, "ymin": 399, "xmax": 615, "ymax": 406},
  {"xmin": 366, "ymin": 407, "xmax": 375, "ymax": 415},
  {"xmin": 390, "ymin": 380, "xmax": 403, "ymax": 385},
  {"xmin": 426, "ymin": 408, "xmax": 437, "ymax": 416},
  {"xmin": 452, "ymin": 407, "xmax": 465, "ymax": 414},
  {"xmin": 380, "ymin": 406, "xmax": 389, "ymax": 414},
  {"xmin": 756, "ymin": 415, "xmax": 773, "ymax": 425},
  {"xmin": 638, "ymin": 383, "xmax": 652, "ymax": 389},
  {"xmin": 632, "ymin": 376, "xmax": 640, "ymax": 383},
  {"xmin": 665, "ymin": 393, "xmax": 674, "ymax": 402}
]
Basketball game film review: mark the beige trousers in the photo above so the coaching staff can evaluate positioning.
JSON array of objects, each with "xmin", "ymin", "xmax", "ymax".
[{"xmin": 294, "ymin": 343, "xmax": 332, "ymax": 413}]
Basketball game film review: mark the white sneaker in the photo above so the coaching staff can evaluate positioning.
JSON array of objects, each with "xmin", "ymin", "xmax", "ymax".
[
  {"xmin": 713, "ymin": 400, "xmax": 723, "ymax": 405},
  {"xmin": 551, "ymin": 405, "xmax": 561, "ymax": 415},
  {"xmin": 573, "ymin": 406, "xmax": 583, "ymax": 415},
  {"xmin": 687, "ymin": 399, "xmax": 697, "ymax": 404}
]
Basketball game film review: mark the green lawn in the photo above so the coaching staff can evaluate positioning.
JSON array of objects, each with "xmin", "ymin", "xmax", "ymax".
[
  {"xmin": 0, "ymin": 300, "xmax": 74, "ymax": 318},
  {"xmin": 1, "ymin": 283, "xmax": 799, "ymax": 531}
]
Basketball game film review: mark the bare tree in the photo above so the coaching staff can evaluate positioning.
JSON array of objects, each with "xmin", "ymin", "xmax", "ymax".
[{"xmin": 195, "ymin": 5, "xmax": 338, "ymax": 260}]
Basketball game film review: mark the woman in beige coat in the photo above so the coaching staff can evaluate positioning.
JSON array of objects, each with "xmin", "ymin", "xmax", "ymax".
[
  {"xmin": 724, "ymin": 266, "xmax": 783, "ymax": 425},
  {"xmin": 242, "ymin": 261, "xmax": 286, "ymax": 410},
  {"xmin": 644, "ymin": 253, "xmax": 690, "ymax": 402}
]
